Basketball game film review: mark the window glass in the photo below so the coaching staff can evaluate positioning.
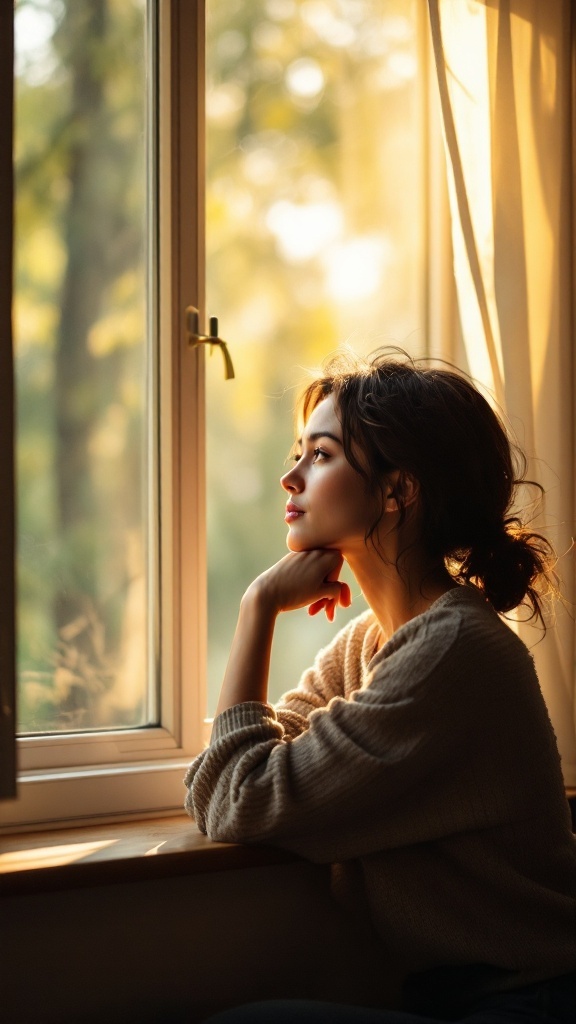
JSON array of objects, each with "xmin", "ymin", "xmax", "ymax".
[
  {"xmin": 14, "ymin": 0, "xmax": 155, "ymax": 733},
  {"xmin": 206, "ymin": 0, "xmax": 428, "ymax": 713}
]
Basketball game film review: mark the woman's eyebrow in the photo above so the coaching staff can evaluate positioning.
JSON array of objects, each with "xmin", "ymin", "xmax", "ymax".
[{"xmin": 298, "ymin": 431, "xmax": 343, "ymax": 446}]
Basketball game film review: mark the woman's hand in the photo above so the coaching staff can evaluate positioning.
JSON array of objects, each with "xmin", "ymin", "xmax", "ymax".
[
  {"xmin": 248, "ymin": 549, "xmax": 352, "ymax": 622},
  {"xmin": 215, "ymin": 550, "xmax": 352, "ymax": 716}
]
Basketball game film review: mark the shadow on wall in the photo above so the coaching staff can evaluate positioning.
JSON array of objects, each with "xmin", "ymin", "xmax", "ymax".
[{"xmin": 1, "ymin": 861, "xmax": 400, "ymax": 1024}]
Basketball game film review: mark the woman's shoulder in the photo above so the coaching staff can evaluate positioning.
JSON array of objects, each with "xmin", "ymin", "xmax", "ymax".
[
  {"xmin": 368, "ymin": 585, "xmax": 533, "ymax": 697},
  {"xmin": 385, "ymin": 584, "xmax": 525, "ymax": 651},
  {"xmin": 332, "ymin": 585, "xmax": 513, "ymax": 657}
]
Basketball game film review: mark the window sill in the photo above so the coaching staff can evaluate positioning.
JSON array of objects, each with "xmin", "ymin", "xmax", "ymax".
[
  {"xmin": 0, "ymin": 814, "xmax": 296, "ymax": 896},
  {"xmin": 3, "ymin": 789, "xmax": 574, "ymax": 899}
]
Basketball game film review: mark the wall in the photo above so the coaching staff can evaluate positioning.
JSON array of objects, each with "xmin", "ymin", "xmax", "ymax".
[{"xmin": 1, "ymin": 861, "xmax": 399, "ymax": 1023}]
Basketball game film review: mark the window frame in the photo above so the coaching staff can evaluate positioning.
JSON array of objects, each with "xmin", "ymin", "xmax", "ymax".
[{"xmin": 0, "ymin": 0, "xmax": 208, "ymax": 832}]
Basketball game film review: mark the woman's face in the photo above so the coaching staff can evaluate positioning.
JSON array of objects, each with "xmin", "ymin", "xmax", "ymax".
[{"xmin": 280, "ymin": 394, "xmax": 377, "ymax": 556}]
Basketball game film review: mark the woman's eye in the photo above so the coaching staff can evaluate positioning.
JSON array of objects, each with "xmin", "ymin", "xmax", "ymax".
[
  {"xmin": 312, "ymin": 447, "xmax": 328, "ymax": 462},
  {"xmin": 286, "ymin": 447, "xmax": 328, "ymax": 465}
]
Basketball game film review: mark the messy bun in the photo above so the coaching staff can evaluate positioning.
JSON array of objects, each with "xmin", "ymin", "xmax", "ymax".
[
  {"xmin": 299, "ymin": 349, "xmax": 557, "ymax": 627},
  {"xmin": 455, "ymin": 517, "xmax": 554, "ymax": 622}
]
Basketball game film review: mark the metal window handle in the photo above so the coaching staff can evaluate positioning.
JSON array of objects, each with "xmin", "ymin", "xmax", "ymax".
[{"xmin": 185, "ymin": 306, "xmax": 235, "ymax": 380}]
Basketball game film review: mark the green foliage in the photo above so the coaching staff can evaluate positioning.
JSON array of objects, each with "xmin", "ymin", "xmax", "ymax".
[{"xmin": 15, "ymin": 0, "xmax": 148, "ymax": 731}]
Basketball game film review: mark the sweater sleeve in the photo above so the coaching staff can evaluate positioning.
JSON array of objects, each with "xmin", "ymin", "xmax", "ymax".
[
  {"xmin": 273, "ymin": 611, "xmax": 374, "ymax": 739},
  {"xmin": 185, "ymin": 602, "xmax": 489, "ymax": 862},
  {"xmin": 185, "ymin": 593, "xmax": 558, "ymax": 864}
]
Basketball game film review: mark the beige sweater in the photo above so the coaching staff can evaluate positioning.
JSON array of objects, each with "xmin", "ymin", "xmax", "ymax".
[{"xmin": 185, "ymin": 586, "xmax": 576, "ymax": 993}]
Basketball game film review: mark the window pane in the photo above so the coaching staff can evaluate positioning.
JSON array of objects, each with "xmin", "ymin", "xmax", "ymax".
[
  {"xmin": 15, "ymin": 0, "xmax": 156, "ymax": 733},
  {"xmin": 206, "ymin": 0, "xmax": 428, "ymax": 714}
]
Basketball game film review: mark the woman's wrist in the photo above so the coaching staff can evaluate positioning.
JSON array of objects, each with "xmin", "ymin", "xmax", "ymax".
[{"xmin": 243, "ymin": 574, "xmax": 282, "ymax": 619}]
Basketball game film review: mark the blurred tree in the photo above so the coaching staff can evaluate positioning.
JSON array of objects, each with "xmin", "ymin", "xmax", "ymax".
[
  {"xmin": 52, "ymin": 0, "xmax": 143, "ymax": 628},
  {"xmin": 15, "ymin": 0, "xmax": 148, "ymax": 730}
]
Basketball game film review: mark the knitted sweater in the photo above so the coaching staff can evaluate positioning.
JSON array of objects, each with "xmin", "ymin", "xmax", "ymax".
[{"xmin": 185, "ymin": 586, "xmax": 576, "ymax": 995}]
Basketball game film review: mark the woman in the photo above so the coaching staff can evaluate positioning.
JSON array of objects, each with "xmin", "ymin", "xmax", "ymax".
[{"xmin": 185, "ymin": 351, "xmax": 576, "ymax": 1023}]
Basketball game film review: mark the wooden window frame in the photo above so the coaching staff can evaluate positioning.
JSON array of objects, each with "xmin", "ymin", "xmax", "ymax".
[{"xmin": 0, "ymin": 0, "xmax": 208, "ymax": 833}]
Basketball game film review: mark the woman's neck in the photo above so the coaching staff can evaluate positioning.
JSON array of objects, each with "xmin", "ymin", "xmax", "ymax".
[{"xmin": 346, "ymin": 545, "xmax": 457, "ymax": 642}]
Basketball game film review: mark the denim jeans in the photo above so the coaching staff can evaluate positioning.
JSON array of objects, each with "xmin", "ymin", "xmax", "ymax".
[{"xmin": 201, "ymin": 971, "xmax": 576, "ymax": 1024}]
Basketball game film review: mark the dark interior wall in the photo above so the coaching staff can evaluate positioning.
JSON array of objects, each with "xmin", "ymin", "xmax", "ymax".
[{"xmin": 1, "ymin": 862, "xmax": 398, "ymax": 1024}]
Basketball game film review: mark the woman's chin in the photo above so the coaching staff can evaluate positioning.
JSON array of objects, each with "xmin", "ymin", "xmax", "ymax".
[
  {"xmin": 286, "ymin": 531, "xmax": 325, "ymax": 553},
  {"xmin": 286, "ymin": 532, "xmax": 306, "ymax": 552}
]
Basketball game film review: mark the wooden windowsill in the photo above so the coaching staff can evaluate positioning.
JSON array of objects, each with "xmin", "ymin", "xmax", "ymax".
[
  {"xmin": 2, "ymin": 789, "xmax": 574, "ymax": 898},
  {"xmin": 0, "ymin": 814, "xmax": 296, "ymax": 897}
]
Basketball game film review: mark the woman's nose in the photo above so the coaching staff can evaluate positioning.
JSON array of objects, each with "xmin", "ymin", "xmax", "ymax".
[{"xmin": 280, "ymin": 465, "xmax": 302, "ymax": 493}]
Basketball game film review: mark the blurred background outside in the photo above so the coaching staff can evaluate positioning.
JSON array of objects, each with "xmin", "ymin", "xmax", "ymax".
[
  {"xmin": 206, "ymin": 0, "xmax": 431, "ymax": 711},
  {"xmin": 15, "ymin": 0, "xmax": 151, "ymax": 732},
  {"xmin": 14, "ymin": 0, "xmax": 440, "ymax": 731}
]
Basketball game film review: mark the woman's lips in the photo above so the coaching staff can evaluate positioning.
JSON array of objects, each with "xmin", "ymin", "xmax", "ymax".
[{"xmin": 285, "ymin": 502, "xmax": 305, "ymax": 523}]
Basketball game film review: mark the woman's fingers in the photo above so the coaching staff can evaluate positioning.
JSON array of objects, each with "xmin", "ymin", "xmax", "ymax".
[
  {"xmin": 325, "ymin": 581, "xmax": 352, "ymax": 620},
  {"xmin": 308, "ymin": 598, "xmax": 328, "ymax": 617},
  {"xmin": 308, "ymin": 580, "xmax": 352, "ymax": 620}
]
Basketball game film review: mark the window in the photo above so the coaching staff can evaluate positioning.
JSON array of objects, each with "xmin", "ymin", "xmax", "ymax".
[
  {"xmin": 1, "ymin": 0, "xmax": 455, "ymax": 830},
  {"xmin": 1, "ymin": 1, "xmax": 206, "ymax": 830}
]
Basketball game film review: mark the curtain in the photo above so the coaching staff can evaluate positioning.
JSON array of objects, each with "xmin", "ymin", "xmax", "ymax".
[{"xmin": 428, "ymin": 0, "xmax": 575, "ymax": 785}]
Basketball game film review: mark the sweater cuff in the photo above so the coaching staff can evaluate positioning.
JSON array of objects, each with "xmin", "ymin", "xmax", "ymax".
[{"xmin": 210, "ymin": 701, "xmax": 278, "ymax": 743}]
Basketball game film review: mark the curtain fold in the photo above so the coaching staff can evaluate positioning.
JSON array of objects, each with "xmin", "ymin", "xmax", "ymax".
[{"xmin": 428, "ymin": 0, "xmax": 575, "ymax": 784}]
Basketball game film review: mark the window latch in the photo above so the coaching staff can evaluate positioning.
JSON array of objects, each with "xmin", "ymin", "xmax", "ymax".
[{"xmin": 185, "ymin": 306, "xmax": 235, "ymax": 380}]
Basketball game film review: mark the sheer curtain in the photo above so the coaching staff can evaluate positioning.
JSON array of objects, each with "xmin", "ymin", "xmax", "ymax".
[{"xmin": 428, "ymin": 0, "xmax": 575, "ymax": 784}]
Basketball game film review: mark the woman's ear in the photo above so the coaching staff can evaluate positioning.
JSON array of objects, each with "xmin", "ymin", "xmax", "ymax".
[{"xmin": 384, "ymin": 471, "xmax": 419, "ymax": 512}]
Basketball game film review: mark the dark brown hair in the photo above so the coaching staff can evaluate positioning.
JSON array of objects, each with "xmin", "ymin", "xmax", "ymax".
[{"xmin": 298, "ymin": 349, "xmax": 556, "ymax": 626}]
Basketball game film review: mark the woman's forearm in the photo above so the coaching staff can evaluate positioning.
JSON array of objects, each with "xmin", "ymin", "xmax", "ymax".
[
  {"xmin": 215, "ymin": 585, "xmax": 278, "ymax": 716},
  {"xmin": 215, "ymin": 550, "xmax": 349, "ymax": 718}
]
